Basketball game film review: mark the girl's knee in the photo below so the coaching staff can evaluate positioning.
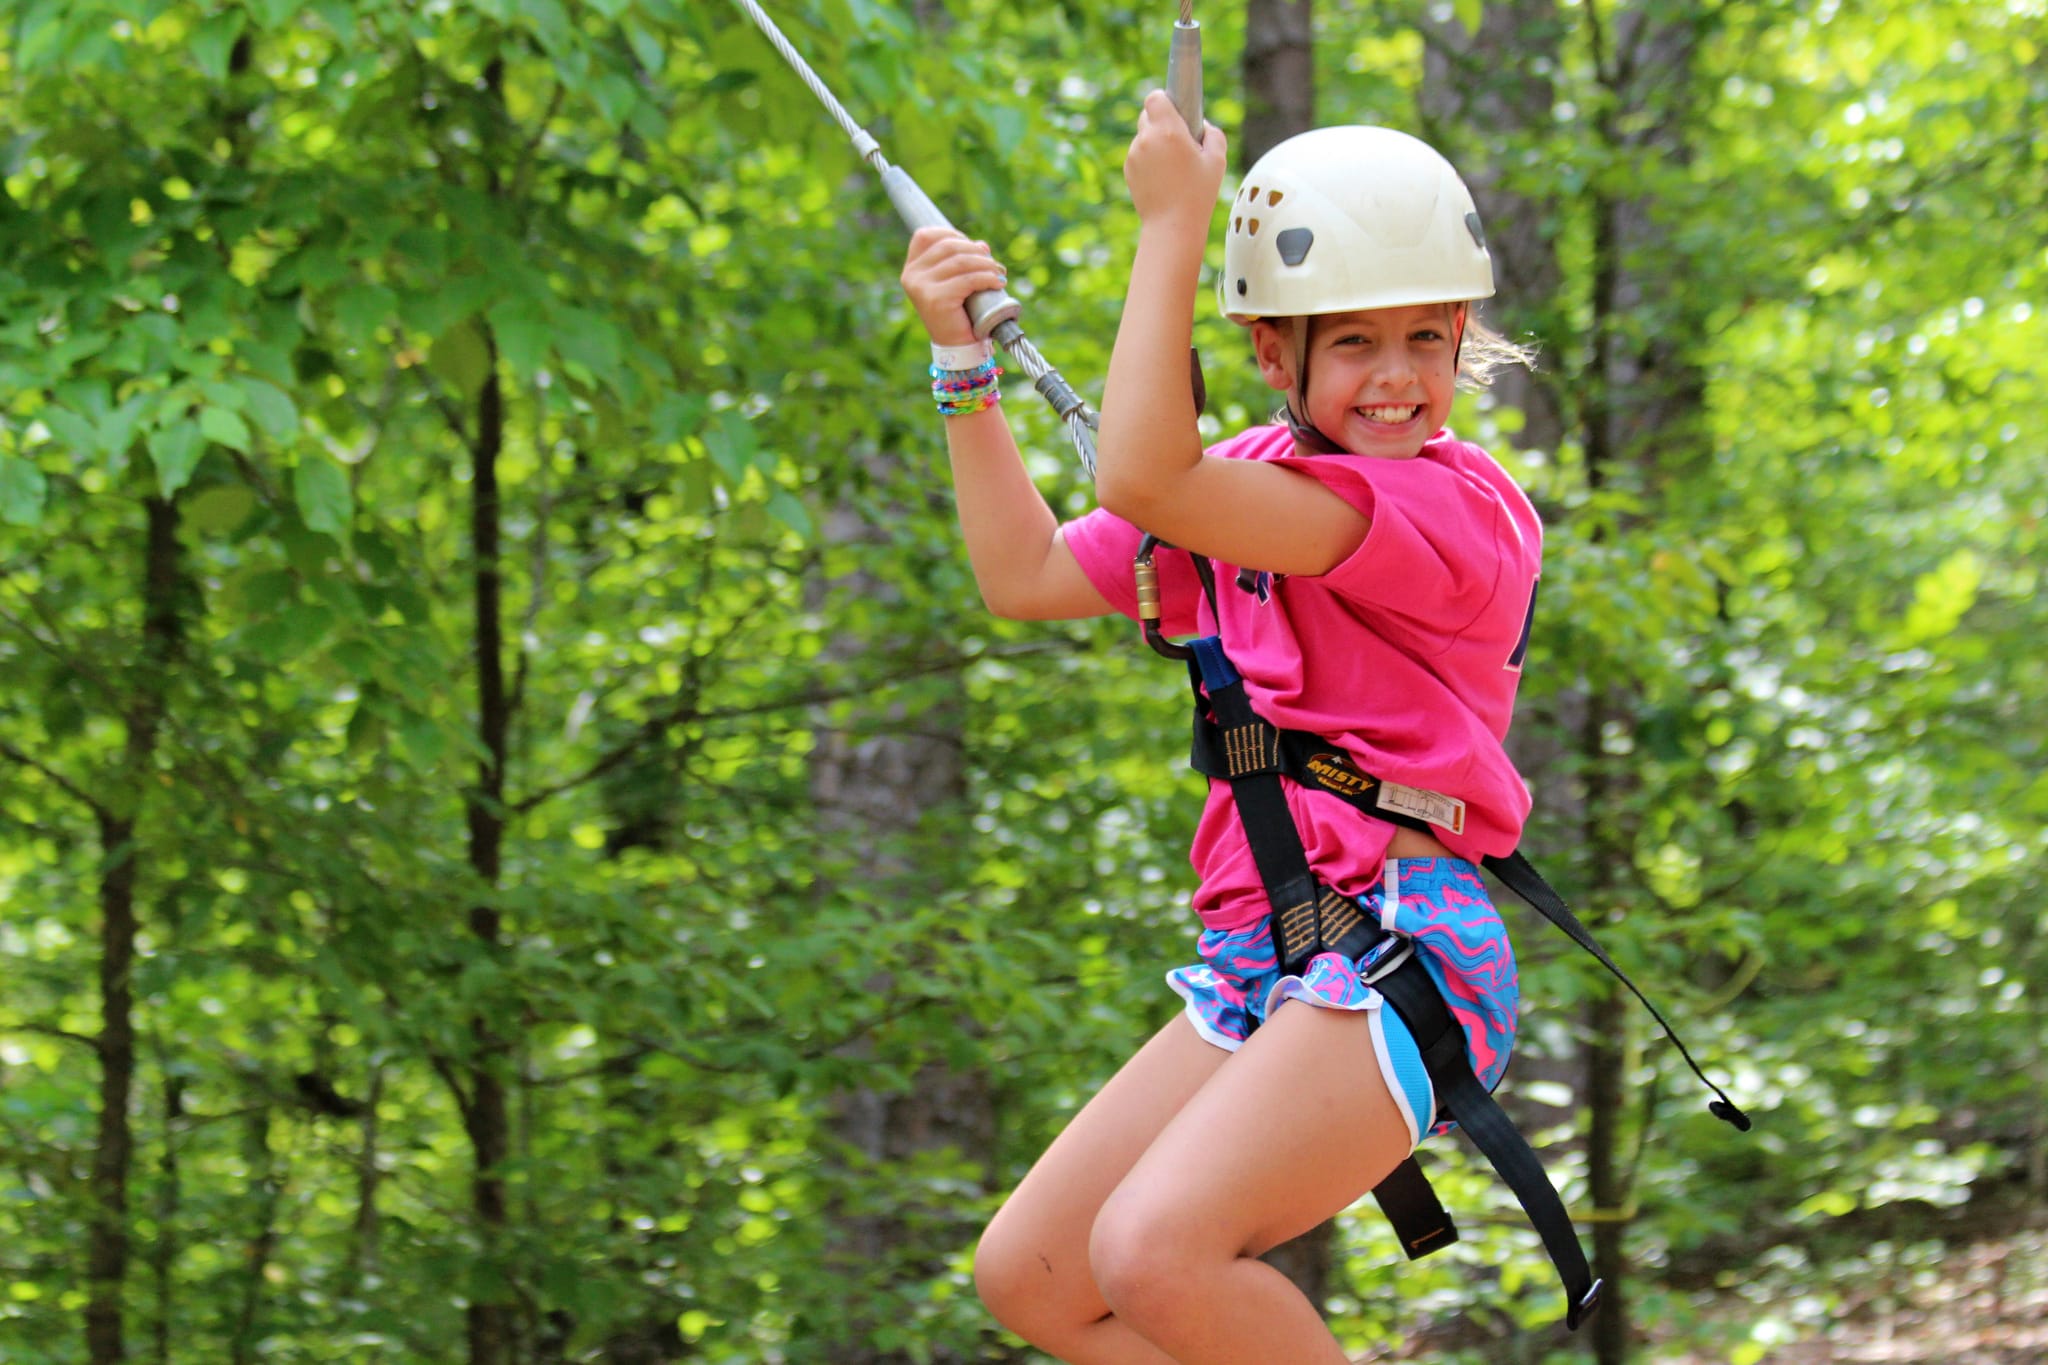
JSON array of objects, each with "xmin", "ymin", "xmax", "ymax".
[
  {"xmin": 973, "ymin": 1215, "xmax": 1081, "ymax": 1343},
  {"xmin": 1087, "ymin": 1189, "xmax": 1204, "ymax": 1327},
  {"xmin": 970, "ymin": 1228, "xmax": 1034, "ymax": 1333}
]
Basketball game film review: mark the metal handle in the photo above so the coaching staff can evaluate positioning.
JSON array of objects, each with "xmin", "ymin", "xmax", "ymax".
[
  {"xmin": 880, "ymin": 166, "xmax": 1022, "ymax": 338},
  {"xmin": 1166, "ymin": 18, "xmax": 1203, "ymax": 142}
]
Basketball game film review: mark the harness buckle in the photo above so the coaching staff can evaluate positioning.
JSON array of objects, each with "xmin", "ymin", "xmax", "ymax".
[{"xmin": 1361, "ymin": 935, "xmax": 1416, "ymax": 986}]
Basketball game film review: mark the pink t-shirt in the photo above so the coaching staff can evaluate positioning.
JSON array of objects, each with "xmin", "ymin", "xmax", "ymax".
[{"xmin": 1062, "ymin": 424, "xmax": 1542, "ymax": 932}]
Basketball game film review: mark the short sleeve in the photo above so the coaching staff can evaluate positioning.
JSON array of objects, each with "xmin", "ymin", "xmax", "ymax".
[
  {"xmin": 1270, "ymin": 451, "xmax": 1507, "ymax": 617},
  {"xmin": 1061, "ymin": 507, "xmax": 1205, "ymax": 637}
]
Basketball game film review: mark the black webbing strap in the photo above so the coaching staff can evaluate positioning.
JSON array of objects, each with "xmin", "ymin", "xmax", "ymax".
[
  {"xmin": 1187, "ymin": 707, "xmax": 1753, "ymax": 1134},
  {"xmin": 1186, "ymin": 638, "xmax": 1384, "ymax": 971},
  {"xmin": 1374, "ymin": 954, "xmax": 1603, "ymax": 1329},
  {"xmin": 1371, "ymin": 1155, "xmax": 1458, "ymax": 1261}
]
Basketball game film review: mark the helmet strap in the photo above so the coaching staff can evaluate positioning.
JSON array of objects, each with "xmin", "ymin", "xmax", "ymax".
[{"xmin": 1284, "ymin": 315, "xmax": 1345, "ymax": 455}]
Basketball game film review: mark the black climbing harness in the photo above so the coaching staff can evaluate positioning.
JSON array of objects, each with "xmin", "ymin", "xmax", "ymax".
[{"xmin": 1135, "ymin": 534, "xmax": 1750, "ymax": 1332}]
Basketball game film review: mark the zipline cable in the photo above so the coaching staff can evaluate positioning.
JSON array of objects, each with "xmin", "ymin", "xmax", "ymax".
[{"xmin": 730, "ymin": 0, "xmax": 1102, "ymax": 475}]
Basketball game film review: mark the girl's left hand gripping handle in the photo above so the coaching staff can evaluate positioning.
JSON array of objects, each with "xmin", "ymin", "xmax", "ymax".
[
  {"xmin": 882, "ymin": 166, "xmax": 1021, "ymax": 339},
  {"xmin": 1166, "ymin": 15, "xmax": 1202, "ymax": 141}
]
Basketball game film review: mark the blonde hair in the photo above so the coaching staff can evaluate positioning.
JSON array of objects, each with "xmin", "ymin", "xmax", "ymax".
[{"xmin": 1457, "ymin": 309, "xmax": 1538, "ymax": 390}]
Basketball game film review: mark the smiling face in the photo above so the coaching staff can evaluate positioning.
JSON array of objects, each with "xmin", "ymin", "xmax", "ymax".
[{"xmin": 1252, "ymin": 303, "xmax": 1465, "ymax": 459}]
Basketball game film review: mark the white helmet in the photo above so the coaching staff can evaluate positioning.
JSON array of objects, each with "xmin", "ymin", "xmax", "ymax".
[{"xmin": 1219, "ymin": 125, "xmax": 1494, "ymax": 324}]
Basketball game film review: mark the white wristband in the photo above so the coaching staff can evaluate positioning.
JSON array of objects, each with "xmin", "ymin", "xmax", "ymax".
[{"xmin": 931, "ymin": 339, "xmax": 993, "ymax": 371}]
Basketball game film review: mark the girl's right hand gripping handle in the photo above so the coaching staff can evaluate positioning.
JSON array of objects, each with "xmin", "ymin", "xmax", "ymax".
[{"xmin": 881, "ymin": 165, "xmax": 1021, "ymax": 339}]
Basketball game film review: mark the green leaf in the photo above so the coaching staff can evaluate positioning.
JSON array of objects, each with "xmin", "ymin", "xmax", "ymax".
[
  {"xmin": 0, "ymin": 454, "xmax": 47, "ymax": 525},
  {"xmin": 100, "ymin": 396, "xmax": 148, "ymax": 463},
  {"xmin": 294, "ymin": 456, "xmax": 353, "ymax": 540},
  {"xmin": 333, "ymin": 283, "xmax": 397, "ymax": 341},
  {"xmin": 146, "ymin": 420, "xmax": 206, "ymax": 497},
  {"xmin": 1452, "ymin": 0, "xmax": 1484, "ymax": 35},
  {"xmin": 397, "ymin": 710, "xmax": 447, "ymax": 772},
  {"xmin": 765, "ymin": 488, "xmax": 812, "ymax": 537},
  {"xmin": 986, "ymin": 105, "xmax": 1025, "ymax": 158},
  {"xmin": 652, "ymin": 393, "xmax": 707, "ymax": 444},
  {"xmin": 516, "ymin": 0, "xmax": 572, "ymax": 54},
  {"xmin": 191, "ymin": 9, "xmax": 246, "ymax": 82},
  {"xmin": 237, "ymin": 377, "xmax": 300, "ymax": 443},
  {"xmin": 185, "ymin": 484, "xmax": 258, "ymax": 534},
  {"xmin": 430, "ymin": 319, "xmax": 492, "ymax": 400},
  {"xmin": 41, "ymin": 407, "xmax": 99, "ymax": 457},
  {"xmin": 200, "ymin": 405, "xmax": 252, "ymax": 452},
  {"xmin": 16, "ymin": 0, "xmax": 71, "ymax": 73},
  {"xmin": 247, "ymin": 0, "xmax": 302, "ymax": 27},
  {"xmin": 489, "ymin": 302, "xmax": 551, "ymax": 380},
  {"xmin": 702, "ymin": 410, "xmax": 758, "ymax": 483},
  {"xmin": 589, "ymin": 73, "xmax": 639, "ymax": 128},
  {"xmin": 553, "ymin": 307, "xmax": 624, "ymax": 389},
  {"xmin": 625, "ymin": 23, "xmax": 666, "ymax": 75}
]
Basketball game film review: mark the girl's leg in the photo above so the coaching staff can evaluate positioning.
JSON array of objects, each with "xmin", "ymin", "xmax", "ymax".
[
  {"xmin": 1087, "ymin": 1001, "xmax": 1413, "ymax": 1365},
  {"xmin": 975, "ymin": 1014, "xmax": 1229, "ymax": 1364}
]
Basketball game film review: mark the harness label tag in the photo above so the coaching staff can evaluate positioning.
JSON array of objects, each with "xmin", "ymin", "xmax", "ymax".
[
  {"xmin": 1305, "ymin": 751, "xmax": 1375, "ymax": 800},
  {"xmin": 1379, "ymin": 782, "xmax": 1467, "ymax": 836}
]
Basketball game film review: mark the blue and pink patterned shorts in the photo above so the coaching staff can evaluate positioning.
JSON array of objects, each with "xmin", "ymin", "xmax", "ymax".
[{"xmin": 1166, "ymin": 858, "xmax": 1519, "ymax": 1148}]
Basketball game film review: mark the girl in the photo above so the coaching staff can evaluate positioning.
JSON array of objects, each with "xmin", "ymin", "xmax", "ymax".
[{"xmin": 899, "ymin": 93, "xmax": 1539, "ymax": 1364}]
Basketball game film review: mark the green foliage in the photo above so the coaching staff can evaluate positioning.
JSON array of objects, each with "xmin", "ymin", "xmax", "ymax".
[{"xmin": 0, "ymin": 0, "xmax": 2041, "ymax": 1361}]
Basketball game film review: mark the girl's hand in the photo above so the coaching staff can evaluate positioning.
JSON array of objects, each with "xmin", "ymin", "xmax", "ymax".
[
  {"xmin": 1123, "ymin": 90, "xmax": 1227, "ymax": 231},
  {"xmin": 899, "ymin": 227, "xmax": 1008, "ymax": 348}
]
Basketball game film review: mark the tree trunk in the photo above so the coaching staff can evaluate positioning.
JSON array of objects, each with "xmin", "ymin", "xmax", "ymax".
[
  {"xmin": 87, "ymin": 806, "xmax": 139, "ymax": 1365},
  {"xmin": 347, "ymin": 1066, "xmax": 385, "ymax": 1298},
  {"xmin": 811, "ymin": 453, "xmax": 992, "ymax": 1365},
  {"xmin": 1241, "ymin": 0, "xmax": 1314, "ymax": 166},
  {"xmin": 1586, "ymin": 988, "xmax": 1632, "ymax": 1365},
  {"xmin": 1420, "ymin": 0, "xmax": 1569, "ymax": 458},
  {"xmin": 462, "ymin": 342, "xmax": 517, "ymax": 1365},
  {"xmin": 85, "ymin": 495, "xmax": 185, "ymax": 1365},
  {"xmin": 1585, "ymin": 18, "xmax": 1710, "ymax": 1361},
  {"xmin": 148, "ymin": 1076, "xmax": 184, "ymax": 1365},
  {"xmin": 229, "ymin": 1109, "xmax": 282, "ymax": 1365}
]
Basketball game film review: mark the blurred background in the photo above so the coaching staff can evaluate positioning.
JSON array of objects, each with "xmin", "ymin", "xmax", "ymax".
[{"xmin": 0, "ymin": 0, "xmax": 2041, "ymax": 1360}]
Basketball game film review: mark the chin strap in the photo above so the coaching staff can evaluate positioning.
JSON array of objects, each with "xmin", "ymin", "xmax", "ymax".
[{"xmin": 1280, "ymin": 316, "xmax": 1347, "ymax": 454}]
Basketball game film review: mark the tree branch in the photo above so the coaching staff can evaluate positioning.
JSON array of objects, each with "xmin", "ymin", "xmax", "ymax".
[{"xmin": 0, "ymin": 741, "xmax": 108, "ymax": 820}]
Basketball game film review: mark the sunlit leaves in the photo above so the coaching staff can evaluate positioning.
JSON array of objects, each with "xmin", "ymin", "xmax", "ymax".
[{"xmin": 0, "ymin": 453, "xmax": 47, "ymax": 525}]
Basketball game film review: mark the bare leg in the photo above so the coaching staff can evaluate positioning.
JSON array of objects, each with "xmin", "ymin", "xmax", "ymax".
[
  {"xmin": 975, "ymin": 1014, "xmax": 1228, "ymax": 1364},
  {"xmin": 1087, "ymin": 1002, "xmax": 1413, "ymax": 1365}
]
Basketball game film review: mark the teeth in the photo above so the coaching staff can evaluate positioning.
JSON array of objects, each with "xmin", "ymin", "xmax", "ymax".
[{"xmin": 1360, "ymin": 405, "xmax": 1420, "ymax": 424}]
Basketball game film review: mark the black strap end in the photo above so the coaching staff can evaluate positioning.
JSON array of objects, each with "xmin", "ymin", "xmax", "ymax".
[
  {"xmin": 1566, "ymin": 1277, "xmax": 1603, "ymax": 1331},
  {"xmin": 1708, "ymin": 1098, "xmax": 1753, "ymax": 1132}
]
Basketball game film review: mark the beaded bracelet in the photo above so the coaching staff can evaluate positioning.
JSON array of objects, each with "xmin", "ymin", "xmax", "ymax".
[{"xmin": 937, "ymin": 388, "xmax": 1001, "ymax": 417}]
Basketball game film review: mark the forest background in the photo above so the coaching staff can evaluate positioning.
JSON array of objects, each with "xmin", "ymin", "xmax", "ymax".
[{"xmin": 0, "ymin": 0, "xmax": 2042, "ymax": 1363}]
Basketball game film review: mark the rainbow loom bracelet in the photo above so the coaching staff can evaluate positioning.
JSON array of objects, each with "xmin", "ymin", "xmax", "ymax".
[{"xmin": 931, "ymin": 360, "xmax": 1001, "ymax": 416}]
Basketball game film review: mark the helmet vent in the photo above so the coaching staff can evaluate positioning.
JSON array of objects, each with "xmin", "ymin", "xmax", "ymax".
[
  {"xmin": 1248, "ymin": 218, "xmax": 1261, "ymax": 234},
  {"xmin": 1275, "ymin": 227, "xmax": 1313, "ymax": 266},
  {"xmin": 1465, "ymin": 211, "xmax": 1487, "ymax": 249},
  {"xmin": 1267, "ymin": 190, "xmax": 1284, "ymax": 206}
]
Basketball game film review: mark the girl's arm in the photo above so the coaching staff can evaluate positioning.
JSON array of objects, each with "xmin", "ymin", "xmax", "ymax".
[
  {"xmin": 900, "ymin": 227, "xmax": 1114, "ymax": 621},
  {"xmin": 1094, "ymin": 92, "xmax": 1367, "ymax": 577}
]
